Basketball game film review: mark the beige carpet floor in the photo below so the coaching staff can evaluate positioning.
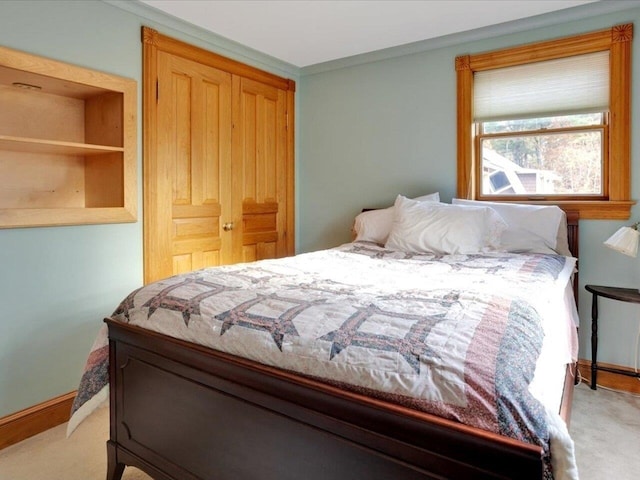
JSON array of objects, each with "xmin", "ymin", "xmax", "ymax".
[
  {"xmin": 571, "ymin": 382, "xmax": 640, "ymax": 479},
  {"xmin": 0, "ymin": 381, "xmax": 638, "ymax": 479}
]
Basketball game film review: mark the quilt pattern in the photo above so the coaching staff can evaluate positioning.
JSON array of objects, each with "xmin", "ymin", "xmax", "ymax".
[{"xmin": 70, "ymin": 242, "xmax": 576, "ymax": 479}]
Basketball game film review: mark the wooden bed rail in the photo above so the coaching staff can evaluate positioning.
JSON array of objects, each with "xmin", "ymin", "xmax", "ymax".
[{"xmin": 106, "ymin": 319, "xmax": 545, "ymax": 480}]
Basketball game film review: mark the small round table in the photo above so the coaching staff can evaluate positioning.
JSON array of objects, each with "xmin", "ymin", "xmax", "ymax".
[{"xmin": 585, "ymin": 284, "xmax": 640, "ymax": 390}]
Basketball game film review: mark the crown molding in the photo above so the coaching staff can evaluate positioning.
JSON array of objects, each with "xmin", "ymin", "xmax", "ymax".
[
  {"xmin": 301, "ymin": 1, "xmax": 640, "ymax": 76},
  {"xmin": 101, "ymin": 0, "xmax": 300, "ymax": 80},
  {"xmin": 101, "ymin": 0, "xmax": 640, "ymax": 79}
]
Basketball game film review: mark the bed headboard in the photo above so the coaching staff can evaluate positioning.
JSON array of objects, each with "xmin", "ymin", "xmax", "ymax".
[
  {"xmin": 565, "ymin": 210, "xmax": 580, "ymax": 302},
  {"xmin": 566, "ymin": 210, "xmax": 579, "ymax": 259}
]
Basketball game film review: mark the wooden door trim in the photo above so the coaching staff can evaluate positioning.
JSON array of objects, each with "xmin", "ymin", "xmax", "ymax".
[
  {"xmin": 286, "ymin": 89, "xmax": 295, "ymax": 255},
  {"xmin": 142, "ymin": 27, "xmax": 294, "ymax": 92},
  {"xmin": 142, "ymin": 27, "xmax": 159, "ymax": 285}
]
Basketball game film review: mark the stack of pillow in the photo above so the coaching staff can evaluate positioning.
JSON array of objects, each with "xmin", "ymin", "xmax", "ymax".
[{"xmin": 353, "ymin": 194, "xmax": 571, "ymax": 256}]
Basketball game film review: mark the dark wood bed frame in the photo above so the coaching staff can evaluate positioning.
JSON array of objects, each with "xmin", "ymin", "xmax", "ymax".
[{"xmin": 106, "ymin": 212, "xmax": 579, "ymax": 480}]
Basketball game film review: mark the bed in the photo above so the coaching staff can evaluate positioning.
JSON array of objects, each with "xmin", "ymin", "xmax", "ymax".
[{"xmin": 69, "ymin": 196, "xmax": 580, "ymax": 480}]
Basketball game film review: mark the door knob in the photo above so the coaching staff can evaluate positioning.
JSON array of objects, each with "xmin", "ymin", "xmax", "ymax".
[{"xmin": 223, "ymin": 222, "xmax": 234, "ymax": 231}]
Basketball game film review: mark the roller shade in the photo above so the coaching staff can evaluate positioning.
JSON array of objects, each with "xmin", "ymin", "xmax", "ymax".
[{"xmin": 473, "ymin": 51, "xmax": 609, "ymax": 122}]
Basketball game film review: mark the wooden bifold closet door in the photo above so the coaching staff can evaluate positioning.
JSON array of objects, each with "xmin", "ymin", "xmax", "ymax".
[{"xmin": 143, "ymin": 28, "xmax": 295, "ymax": 284}]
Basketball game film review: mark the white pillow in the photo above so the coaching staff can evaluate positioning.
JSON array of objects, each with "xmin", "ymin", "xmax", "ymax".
[
  {"xmin": 451, "ymin": 199, "xmax": 569, "ymax": 256},
  {"xmin": 385, "ymin": 195, "xmax": 508, "ymax": 254},
  {"xmin": 353, "ymin": 192, "xmax": 440, "ymax": 244}
]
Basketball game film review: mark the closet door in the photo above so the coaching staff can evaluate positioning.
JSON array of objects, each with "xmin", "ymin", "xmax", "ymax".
[
  {"xmin": 143, "ymin": 27, "xmax": 295, "ymax": 284},
  {"xmin": 146, "ymin": 51, "xmax": 232, "ymax": 283},
  {"xmin": 232, "ymin": 76, "xmax": 288, "ymax": 262}
]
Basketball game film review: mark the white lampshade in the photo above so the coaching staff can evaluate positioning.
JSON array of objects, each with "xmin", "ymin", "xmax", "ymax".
[{"xmin": 604, "ymin": 226, "xmax": 640, "ymax": 257}]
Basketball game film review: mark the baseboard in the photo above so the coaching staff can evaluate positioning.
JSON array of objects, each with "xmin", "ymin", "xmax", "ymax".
[
  {"xmin": 577, "ymin": 359, "xmax": 640, "ymax": 395},
  {"xmin": 0, "ymin": 391, "xmax": 76, "ymax": 450}
]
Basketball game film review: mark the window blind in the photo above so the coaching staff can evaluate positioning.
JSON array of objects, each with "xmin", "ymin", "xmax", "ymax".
[{"xmin": 473, "ymin": 51, "xmax": 609, "ymax": 122}]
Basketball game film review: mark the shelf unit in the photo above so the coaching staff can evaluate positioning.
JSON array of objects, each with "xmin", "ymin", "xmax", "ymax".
[{"xmin": 0, "ymin": 45, "xmax": 137, "ymax": 228}]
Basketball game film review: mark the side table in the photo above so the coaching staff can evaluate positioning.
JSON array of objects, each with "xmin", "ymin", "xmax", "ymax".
[{"xmin": 585, "ymin": 284, "xmax": 640, "ymax": 390}]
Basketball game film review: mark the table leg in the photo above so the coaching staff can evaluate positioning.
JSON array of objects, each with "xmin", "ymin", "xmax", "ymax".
[{"xmin": 590, "ymin": 293, "xmax": 599, "ymax": 390}]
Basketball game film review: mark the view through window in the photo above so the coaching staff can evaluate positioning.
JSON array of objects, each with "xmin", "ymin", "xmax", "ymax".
[{"xmin": 478, "ymin": 113, "xmax": 605, "ymax": 197}]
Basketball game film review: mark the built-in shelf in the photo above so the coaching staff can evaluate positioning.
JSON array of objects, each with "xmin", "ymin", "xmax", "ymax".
[
  {"xmin": 0, "ymin": 135, "xmax": 125, "ymax": 156},
  {"xmin": 0, "ymin": 44, "xmax": 137, "ymax": 228}
]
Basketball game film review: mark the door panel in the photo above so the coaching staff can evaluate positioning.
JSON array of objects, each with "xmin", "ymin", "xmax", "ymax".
[
  {"xmin": 233, "ymin": 76, "xmax": 287, "ymax": 263},
  {"xmin": 144, "ymin": 32, "xmax": 294, "ymax": 284},
  {"xmin": 147, "ymin": 51, "xmax": 232, "ymax": 282}
]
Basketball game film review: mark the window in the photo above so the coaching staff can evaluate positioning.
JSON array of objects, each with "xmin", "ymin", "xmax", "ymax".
[
  {"xmin": 479, "ymin": 112, "xmax": 605, "ymax": 197},
  {"xmin": 456, "ymin": 24, "xmax": 633, "ymax": 219}
]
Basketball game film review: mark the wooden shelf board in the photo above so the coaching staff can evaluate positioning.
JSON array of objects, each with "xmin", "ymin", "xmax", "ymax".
[
  {"xmin": 0, "ymin": 135, "xmax": 124, "ymax": 156},
  {"xmin": 0, "ymin": 206, "xmax": 136, "ymax": 228}
]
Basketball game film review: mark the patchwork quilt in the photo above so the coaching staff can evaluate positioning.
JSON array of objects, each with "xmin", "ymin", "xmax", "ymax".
[{"xmin": 69, "ymin": 242, "xmax": 578, "ymax": 479}]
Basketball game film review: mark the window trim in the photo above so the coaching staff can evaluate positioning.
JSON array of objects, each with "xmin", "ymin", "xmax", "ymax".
[
  {"xmin": 477, "ymin": 119, "xmax": 608, "ymax": 200},
  {"xmin": 456, "ymin": 23, "xmax": 634, "ymax": 219}
]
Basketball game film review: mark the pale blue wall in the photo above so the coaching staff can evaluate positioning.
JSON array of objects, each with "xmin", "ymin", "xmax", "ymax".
[
  {"xmin": 1, "ymin": 0, "xmax": 639, "ymax": 418},
  {"xmin": 0, "ymin": 0, "xmax": 298, "ymax": 418},
  {"xmin": 299, "ymin": 5, "xmax": 640, "ymax": 370}
]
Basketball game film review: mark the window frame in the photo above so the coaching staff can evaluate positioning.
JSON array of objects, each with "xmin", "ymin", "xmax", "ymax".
[
  {"xmin": 456, "ymin": 23, "xmax": 634, "ymax": 219},
  {"xmin": 477, "ymin": 115, "xmax": 608, "ymax": 199}
]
